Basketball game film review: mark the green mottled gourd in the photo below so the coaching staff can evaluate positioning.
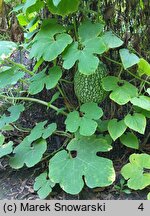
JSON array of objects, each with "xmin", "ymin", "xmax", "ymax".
[{"xmin": 74, "ymin": 61, "xmax": 108, "ymax": 103}]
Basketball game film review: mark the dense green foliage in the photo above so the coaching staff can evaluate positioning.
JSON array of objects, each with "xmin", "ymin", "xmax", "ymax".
[{"xmin": 0, "ymin": 0, "xmax": 150, "ymax": 199}]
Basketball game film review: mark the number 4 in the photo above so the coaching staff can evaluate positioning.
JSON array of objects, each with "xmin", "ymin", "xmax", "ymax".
[{"xmin": 138, "ymin": 203, "xmax": 144, "ymax": 211}]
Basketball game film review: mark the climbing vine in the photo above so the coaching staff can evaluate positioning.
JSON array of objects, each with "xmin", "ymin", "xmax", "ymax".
[{"xmin": 0, "ymin": 0, "xmax": 150, "ymax": 199}]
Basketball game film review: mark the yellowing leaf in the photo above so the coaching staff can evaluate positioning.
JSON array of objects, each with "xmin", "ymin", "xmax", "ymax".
[
  {"xmin": 121, "ymin": 153, "xmax": 150, "ymax": 190},
  {"xmin": 138, "ymin": 58, "xmax": 150, "ymax": 76}
]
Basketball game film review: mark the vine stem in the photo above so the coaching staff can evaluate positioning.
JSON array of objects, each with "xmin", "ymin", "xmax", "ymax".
[
  {"xmin": 103, "ymin": 55, "xmax": 150, "ymax": 85},
  {"xmin": 0, "ymin": 95, "xmax": 68, "ymax": 116},
  {"xmin": 73, "ymin": 16, "xmax": 78, "ymax": 41},
  {"xmin": 4, "ymin": 59, "xmax": 34, "ymax": 76}
]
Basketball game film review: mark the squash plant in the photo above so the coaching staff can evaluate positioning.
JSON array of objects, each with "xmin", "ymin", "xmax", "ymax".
[{"xmin": 0, "ymin": 0, "xmax": 150, "ymax": 199}]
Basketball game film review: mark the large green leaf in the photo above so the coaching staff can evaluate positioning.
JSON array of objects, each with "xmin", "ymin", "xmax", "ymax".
[
  {"xmin": 0, "ymin": 104, "xmax": 25, "ymax": 130},
  {"xmin": 47, "ymin": 0, "xmax": 80, "ymax": 16},
  {"xmin": 30, "ymin": 19, "xmax": 72, "ymax": 61},
  {"xmin": 0, "ymin": 41, "xmax": 17, "ymax": 62},
  {"xmin": 124, "ymin": 113, "xmax": 146, "ymax": 134},
  {"xmin": 130, "ymin": 96, "xmax": 150, "ymax": 111},
  {"xmin": 29, "ymin": 66, "xmax": 62, "ymax": 95},
  {"xmin": 65, "ymin": 103, "xmax": 103, "ymax": 136},
  {"xmin": 102, "ymin": 76, "xmax": 138, "ymax": 105},
  {"xmin": 49, "ymin": 136, "xmax": 115, "ymax": 194},
  {"xmin": 63, "ymin": 21, "xmax": 107, "ymax": 75},
  {"xmin": 121, "ymin": 153, "xmax": 150, "ymax": 190},
  {"xmin": 108, "ymin": 119, "xmax": 127, "ymax": 141},
  {"xmin": 34, "ymin": 172, "xmax": 55, "ymax": 199},
  {"xmin": 120, "ymin": 132, "xmax": 139, "ymax": 149},
  {"xmin": 147, "ymin": 193, "xmax": 150, "ymax": 200},
  {"xmin": 119, "ymin": 49, "xmax": 140, "ymax": 69},
  {"xmin": 0, "ymin": 67, "xmax": 25, "ymax": 89},
  {"xmin": 110, "ymin": 81, "xmax": 138, "ymax": 105}
]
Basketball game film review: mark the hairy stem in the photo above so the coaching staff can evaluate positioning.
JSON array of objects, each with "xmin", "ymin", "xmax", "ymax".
[{"xmin": 0, "ymin": 95, "xmax": 68, "ymax": 116}]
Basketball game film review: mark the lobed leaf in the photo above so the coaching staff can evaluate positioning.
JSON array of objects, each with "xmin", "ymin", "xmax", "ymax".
[
  {"xmin": 65, "ymin": 103, "xmax": 103, "ymax": 136},
  {"xmin": 9, "ymin": 121, "xmax": 56, "ymax": 168},
  {"xmin": 63, "ymin": 21, "xmax": 107, "ymax": 75},
  {"xmin": 9, "ymin": 138, "xmax": 47, "ymax": 168},
  {"xmin": 49, "ymin": 136, "xmax": 115, "ymax": 194},
  {"xmin": 121, "ymin": 153, "xmax": 150, "ymax": 190},
  {"xmin": 34, "ymin": 172, "xmax": 55, "ymax": 199},
  {"xmin": 102, "ymin": 76, "xmax": 138, "ymax": 105},
  {"xmin": 0, "ymin": 105, "xmax": 25, "ymax": 130},
  {"xmin": 29, "ymin": 66, "xmax": 62, "ymax": 95},
  {"xmin": 30, "ymin": 19, "xmax": 72, "ymax": 61},
  {"xmin": 80, "ymin": 102, "xmax": 103, "ymax": 120}
]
